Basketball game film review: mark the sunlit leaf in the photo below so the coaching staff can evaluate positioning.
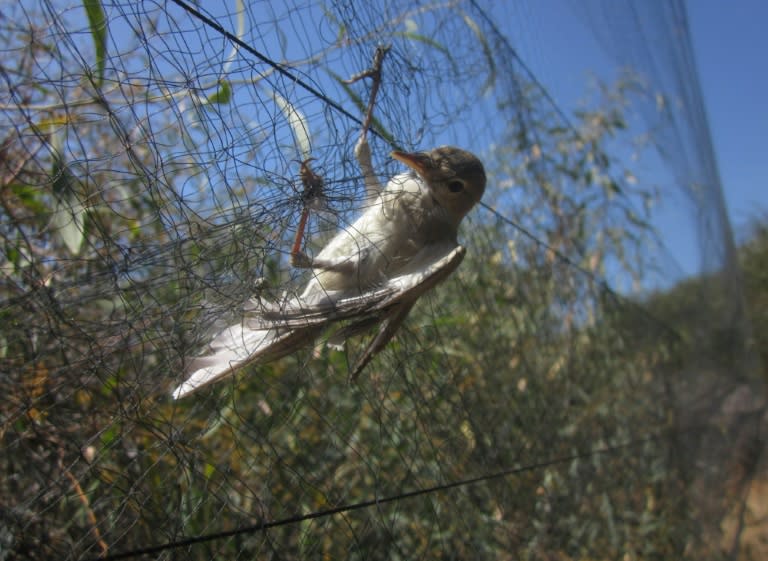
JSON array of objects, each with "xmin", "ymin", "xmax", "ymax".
[
  {"xmin": 82, "ymin": 0, "xmax": 108, "ymax": 86},
  {"xmin": 47, "ymin": 129, "xmax": 86, "ymax": 255},
  {"xmin": 271, "ymin": 90, "xmax": 312, "ymax": 160},
  {"xmin": 51, "ymin": 195, "xmax": 86, "ymax": 255},
  {"xmin": 205, "ymin": 80, "xmax": 232, "ymax": 105},
  {"xmin": 203, "ymin": 463, "xmax": 216, "ymax": 479}
]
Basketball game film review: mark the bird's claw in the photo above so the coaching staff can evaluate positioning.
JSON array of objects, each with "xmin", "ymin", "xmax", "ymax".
[
  {"xmin": 291, "ymin": 251, "xmax": 314, "ymax": 269},
  {"xmin": 298, "ymin": 158, "xmax": 324, "ymax": 206}
]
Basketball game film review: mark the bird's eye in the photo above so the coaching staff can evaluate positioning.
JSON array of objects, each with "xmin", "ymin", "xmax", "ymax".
[{"xmin": 447, "ymin": 180, "xmax": 464, "ymax": 193}]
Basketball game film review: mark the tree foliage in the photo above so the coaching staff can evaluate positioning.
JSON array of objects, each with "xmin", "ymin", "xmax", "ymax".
[{"xmin": 0, "ymin": 2, "xmax": 756, "ymax": 560}]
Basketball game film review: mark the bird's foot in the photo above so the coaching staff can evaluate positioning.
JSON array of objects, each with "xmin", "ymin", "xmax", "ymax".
[{"xmin": 291, "ymin": 250, "xmax": 314, "ymax": 269}]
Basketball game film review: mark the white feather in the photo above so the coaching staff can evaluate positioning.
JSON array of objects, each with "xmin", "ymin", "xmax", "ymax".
[{"xmin": 172, "ymin": 324, "xmax": 276, "ymax": 399}]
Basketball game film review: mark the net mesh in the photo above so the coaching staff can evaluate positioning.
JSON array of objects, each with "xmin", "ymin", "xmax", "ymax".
[{"xmin": 1, "ymin": 1, "xmax": 764, "ymax": 559}]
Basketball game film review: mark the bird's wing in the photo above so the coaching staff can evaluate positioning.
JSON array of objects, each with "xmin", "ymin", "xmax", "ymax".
[
  {"xmin": 251, "ymin": 242, "xmax": 466, "ymax": 329},
  {"xmin": 380, "ymin": 241, "xmax": 466, "ymax": 305},
  {"xmin": 173, "ymin": 242, "xmax": 466, "ymax": 398},
  {"xmin": 348, "ymin": 301, "xmax": 415, "ymax": 381},
  {"xmin": 172, "ymin": 322, "xmax": 322, "ymax": 399},
  {"xmin": 264, "ymin": 242, "xmax": 466, "ymax": 381},
  {"xmin": 346, "ymin": 241, "xmax": 466, "ymax": 380}
]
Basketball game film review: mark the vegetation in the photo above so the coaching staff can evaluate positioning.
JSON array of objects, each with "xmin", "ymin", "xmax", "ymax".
[
  {"xmin": 739, "ymin": 216, "xmax": 768, "ymax": 380},
  {"xmin": 0, "ymin": 2, "xmax": 761, "ymax": 560}
]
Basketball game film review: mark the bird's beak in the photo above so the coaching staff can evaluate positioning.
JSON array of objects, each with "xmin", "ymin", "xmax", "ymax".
[{"xmin": 391, "ymin": 150, "xmax": 433, "ymax": 178}]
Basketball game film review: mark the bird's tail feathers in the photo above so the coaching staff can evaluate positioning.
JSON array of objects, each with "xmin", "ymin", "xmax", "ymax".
[{"xmin": 172, "ymin": 323, "xmax": 321, "ymax": 399}]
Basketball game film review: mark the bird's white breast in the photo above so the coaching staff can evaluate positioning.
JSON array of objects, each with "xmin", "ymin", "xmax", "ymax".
[{"xmin": 306, "ymin": 173, "xmax": 431, "ymax": 295}]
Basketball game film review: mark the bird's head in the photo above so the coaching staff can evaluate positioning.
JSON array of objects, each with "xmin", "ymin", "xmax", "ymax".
[{"xmin": 391, "ymin": 146, "xmax": 486, "ymax": 223}]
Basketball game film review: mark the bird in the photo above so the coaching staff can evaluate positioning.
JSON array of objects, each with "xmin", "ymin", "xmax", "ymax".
[{"xmin": 171, "ymin": 143, "xmax": 486, "ymax": 399}]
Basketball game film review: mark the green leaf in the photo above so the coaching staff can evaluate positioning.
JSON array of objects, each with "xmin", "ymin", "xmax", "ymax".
[
  {"xmin": 321, "ymin": 7, "xmax": 346, "ymax": 43},
  {"xmin": 2, "ymin": 244, "xmax": 21, "ymax": 276},
  {"xmin": 205, "ymin": 80, "xmax": 232, "ymax": 105},
  {"xmin": 8, "ymin": 183, "xmax": 47, "ymax": 214},
  {"xmin": 83, "ymin": 0, "xmax": 108, "ymax": 86},
  {"xmin": 203, "ymin": 463, "xmax": 216, "ymax": 479},
  {"xmin": 99, "ymin": 424, "xmax": 118, "ymax": 447}
]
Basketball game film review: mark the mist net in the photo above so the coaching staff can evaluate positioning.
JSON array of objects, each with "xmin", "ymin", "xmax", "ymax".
[{"xmin": 1, "ymin": 1, "xmax": 763, "ymax": 559}]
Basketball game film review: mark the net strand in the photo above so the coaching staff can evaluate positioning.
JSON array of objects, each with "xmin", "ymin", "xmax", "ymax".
[
  {"xmin": 167, "ymin": 0, "xmax": 395, "ymax": 147},
  {"xmin": 1, "ymin": 1, "xmax": 759, "ymax": 559},
  {"xmin": 87, "ymin": 429, "xmax": 670, "ymax": 561},
  {"xmin": 172, "ymin": 0, "xmax": 680, "ymax": 343}
]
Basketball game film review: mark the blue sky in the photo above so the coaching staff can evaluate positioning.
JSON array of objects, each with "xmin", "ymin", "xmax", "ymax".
[
  {"xmin": 493, "ymin": 0, "xmax": 766, "ymax": 280},
  {"xmin": 688, "ymin": 0, "xmax": 768, "ymax": 237},
  {"xmin": 95, "ymin": 0, "xmax": 763, "ymax": 283}
]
